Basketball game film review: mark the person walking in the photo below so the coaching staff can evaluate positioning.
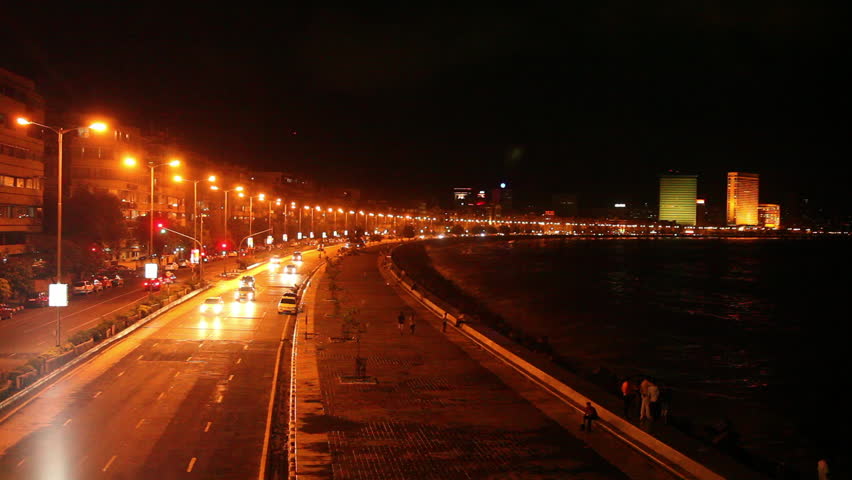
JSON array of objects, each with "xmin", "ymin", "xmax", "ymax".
[
  {"xmin": 581, "ymin": 402, "xmax": 598, "ymax": 432},
  {"xmin": 648, "ymin": 381, "xmax": 660, "ymax": 421},
  {"xmin": 397, "ymin": 311, "xmax": 405, "ymax": 335},
  {"xmin": 818, "ymin": 458, "xmax": 831, "ymax": 480},
  {"xmin": 621, "ymin": 379, "xmax": 636, "ymax": 420},
  {"xmin": 409, "ymin": 315, "xmax": 416, "ymax": 335},
  {"xmin": 639, "ymin": 378, "xmax": 652, "ymax": 422}
]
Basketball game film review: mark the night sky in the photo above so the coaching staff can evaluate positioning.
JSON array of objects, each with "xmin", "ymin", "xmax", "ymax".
[{"xmin": 3, "ymin": 5, "xmax": 848, "ymax": 215}]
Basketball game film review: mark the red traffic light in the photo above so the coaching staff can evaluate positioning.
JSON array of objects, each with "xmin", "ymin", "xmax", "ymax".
[
  {"xmin": 156, "ymin": 222, "xmax": 165, "ymax": 228},
  {"xmin": 221, "ymin": 243, "xmax": 227, "ymax": 249}
]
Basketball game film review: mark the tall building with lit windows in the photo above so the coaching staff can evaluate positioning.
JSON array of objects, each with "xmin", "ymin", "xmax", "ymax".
[
  {"xmin": 658, "ymin": 174, "xmax": 697, "ymax": 225},
  {"xmin": 727, "ymin": 172, "xmax": 759, "ymax": 225},
  {"xmin": 758, "ymin": 203, "xmax": 781, "ymax": 229},
  {"xmin": 0, "ymin": 67, "xmax": 45, "ymax": 254}
]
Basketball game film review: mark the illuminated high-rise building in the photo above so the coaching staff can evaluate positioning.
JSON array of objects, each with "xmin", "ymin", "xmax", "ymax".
[
  {"xmin": 758, "ymin": 203, "xmax": 781, "ymax": 229},
  {"xmin": 727, "ymin": 172, "xmax": 759, "ymax": 225},
  {"xmin": 658, "ymin": 174, "xmax": 697, "ymax": 225}
]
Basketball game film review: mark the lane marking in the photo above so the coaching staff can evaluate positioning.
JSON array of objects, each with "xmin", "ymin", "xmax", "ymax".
[
  {"xmin": 152, "ymin": 342, "xmax": 159, "ymax": 347},
  {"xmin": 117, "ymin": 371, "xmax": 125, "ymax": 377},
  {"xmin": 228, "ymin": 374, "xmax": 234, "ymax": 381},
  {"xmin": 204, "ymin": 421, "xmax": 212, "ymax": 432},
  {"xmin": 22, "ymin": 288, "xmax": 142, "ymax": 333},
  {"xmin": 186, "ymin": 356, "xmax": 192, "ymax": 361},
  {"xmin": 63, "ymin": 418, "xmax": 72, "ymax": 426},
  {"xmin": 187, "ymin": 457, "xmax": 197, "ymax": 472},
  {"xmin": 137, "ymin": 354, "xmax": 144, "ymax": 360},
  {"xmin": 93, "ymin": 391, "xmax": 102, "ymax": 398},
  {"xmin": 243, "ymin": 344, "xmax": 249, "ymax": 350},
  {"xmin": 199, "ymin": 341, "xmax": 204, "ymax": 348},
  {"xmin": 135, "ymin": 419, "xmax": 145, "ymax": 429},
  {"xmin": 175, "ymin": 371, "xmax": 181, "ymax": 377},
  {"xmin": 236, "ymin": 358, "xmax": 242, "ymax": 364},
  {"xmin": 102, "ymin": 455, "xmax": 117, "ymax": 472},
  {"xmin": 16, "ymin": 458, "xmax": 26, "ymax": 468},
  {"xmin": 157, "ymin": 392, "xmax": 165, "ymax": 401},
  {"xmin": 216, "ymin": 394, "xmax": 223, "ymax": 403}
]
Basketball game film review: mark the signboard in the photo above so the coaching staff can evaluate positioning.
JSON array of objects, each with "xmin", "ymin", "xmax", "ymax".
[
  {"xmin": 283, "ymin": 234, "xmax": 288, "ymax": 242},
  {"xmin": 247, "ymin": 237, "xmax": 254, "ymax": 248},
  {"xmin": 190, "ymin": 248, "xmax": 200, "ymax": 264},
  {"xmin": 145, "ymin": 263, "xmax": 158, "ymax": 279},
  {"xmin": 309, "ymin": 232, "xmax": 314, "ymax": 239},
  {"xmin": 266, "ymin": 235, "xmax": 273, "ymax": 245},
  {"xmin": 544, "ymin": 210, "xmax": 555, "ymax": 216},
  {"xmin": 297, "ymin": 232, "xmax": 302, "ymax": 240},
  {"xmin": 48, "ymin": 283, "xmax": 68, "ymax": 307},
  {"xmin": 322, "ymin": 232, "xmax": 327, "ymax": 238}
]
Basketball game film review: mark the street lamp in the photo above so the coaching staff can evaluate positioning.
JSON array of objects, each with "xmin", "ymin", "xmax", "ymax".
[
  {"xmin": 17, "ymin": 117, "xmax": 107, "ymax": 346},
  {"xmin": 210, "ymin": 185, "xmax": 243, "ymax": 249},
  {"xmin": 173, "ymin": 175, "xmax": 215, "ymax": 248},
  {"xmin": 123, "ymin": 157, "xmax": 180, "ymax": 259}
]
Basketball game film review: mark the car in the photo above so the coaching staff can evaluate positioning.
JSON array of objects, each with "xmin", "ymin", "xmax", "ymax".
[
  {"xmin": 91, "ymin": 279, "xmax": 105, "ymax": 292},
  {"xmin": 72, "ymin": 280, "xmax": 94, "ymax": 295},
  {"xmin": 160, "ymin": 274, "xmax": 175, "ymax": 285},
  {"xmin": 292, "ymin": 251, "xmax": 302, "ymax": 262},
  {"xmin": 239, "ymin": 275, "xmax": 255, "ymax": 288},
  {"xmin": 26, "ymin": 291, "xmax": 49, "ymax": 308},
  {"xmin": 94, "ymin": 275, "xmax": 111, "ymax": 288},
  {"xmin": 143, "ymin": 279, "xmax": 161, "ymax": 291},
  {"xmin": 200, "ymin": 296, "xmax": 225, "ymax": 315},
  {"xmin": 178, "ymin": 259, "xmax": 190, "ymax": 268},
  {"xmin": 227, "ymin": 251, "xmax": 238, "ymax": 257},
  {"xmin": 164, "ymin": 262, "xmax": 179, "ymax": 271},
  {"xmin": 270, "ymin": 255, "xmax": 281, "ymax": 265},
  {"xmin": 277, "ymin": 295, "xmax": 297, "ymax": 315},
  {"xmin": 110, "ymin": 275, "xmax": 125, "ymax": 287},
  {"xmin": 0, "ymin": 304, "xmax": 15, "ymax": 320},
  {"xmin": 284, "ymin": 264, "xmax": 297, "ymax": 275},
  {"xmin": 234, "ymin": 286, "xmax": 255, "ymax": 302}
]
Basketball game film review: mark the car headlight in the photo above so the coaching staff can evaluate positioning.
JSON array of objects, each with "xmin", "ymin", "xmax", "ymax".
[
  {"xmin": 200, "ymin": 305, "xmax": 208, "ymax": 312},
  {"xmin": 214, "ymin": 305, "xmax": 223, "ymax": 313}
]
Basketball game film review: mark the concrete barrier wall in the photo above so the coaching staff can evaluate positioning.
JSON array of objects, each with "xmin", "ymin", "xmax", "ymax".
[{"xmin": 386, "ymin": 252, "xmax": 726, "ymax": 480}]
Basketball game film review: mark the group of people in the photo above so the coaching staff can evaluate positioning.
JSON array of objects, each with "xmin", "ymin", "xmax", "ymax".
[
  {"xmin": 621, "ymin": 377, "xmax": 667, "ymax": 423},
  {"xmin": 397, "ymin": 310, "xmax": 416, "ymax": 335}
]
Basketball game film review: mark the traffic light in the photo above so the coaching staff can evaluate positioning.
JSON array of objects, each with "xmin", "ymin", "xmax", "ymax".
[
  {"xmin": 221, "ymin": 243, "xmax": 227, "ymax": 249},
  {"xmin": 156, "ymin": 222, "xmax": 167, "ymax": 234}
]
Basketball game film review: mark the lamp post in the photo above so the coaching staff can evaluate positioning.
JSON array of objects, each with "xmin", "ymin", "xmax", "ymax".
[
  {"xmin": 17, "ymin": 118, "xmax": 107, "ymax": 347},
  {"xmin": 301, "ymin": 205, "xmax": 308, "ymax": 237},
  {"xmin": 123, "ymin": 157, "xmax": 180, "ymax": 259},
  {"xmin": 173, "ymin": 175, "xmax": 215, "ymax": 250},
  {"xmin": 210, "ymin": 185, "xmax": 243, "ymax": 250},
  {"xmin": 313, "ymin": 206, "xmax": 320, "ymax": 237}
]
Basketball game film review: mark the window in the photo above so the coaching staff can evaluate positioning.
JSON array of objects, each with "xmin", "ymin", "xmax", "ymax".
[
  {"xmin": 15, "ymin": 178, "xmax": 25, "ymax": 188},
  {"xmin": 13, "ymin": 206, "xmax": 29, "ymax": 218},
  {"xmin": 0, "ymin": 206, "xmax": 8, "ymax": 217},
  {"xmin": 2, "ymin": 176, "xmax": 13, "ymax": 187},
  {"xmin": 25, "ymin": 178, "xmax": 34, "ymax": 189}
]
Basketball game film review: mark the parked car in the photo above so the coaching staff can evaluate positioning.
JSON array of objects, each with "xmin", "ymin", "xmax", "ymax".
[
  {"xmin": 0, "ymin": 304, "xmax": 15, "ymax": 320},
  {"xmin": 164, "ymin": 262, "xmax": 179, "ymax": 271},
  {"xmin": 178, "ymin": 259, "xmax": 190, "ymax": 268},
  {"xmin": 91, "ymin": 279, "xmax": 104, "ymax": 292},
  {"xmin": 94, "ymin": 275, "xmax": 112, "ymax": 288},
  {"xmin": 72, "ymin": 280, "xmax": 94, "ymax": 295},
  {"xmin": 160, "ymin": 275, "xmax": 175, "ymax": 285},
  {"xmin": 143, "ymin": 279, "xmax": 161, "ymax": 291},
  {"xmin": 111, "ymin": 275, "xmax": 125, "ymax": 287},
  {"xmin": 26, "ymin": 291, "xmax": 50, "ymax": 308}
]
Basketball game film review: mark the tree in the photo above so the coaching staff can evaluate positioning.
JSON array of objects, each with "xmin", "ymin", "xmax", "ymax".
[
  {"xmin": 498, "ymin": 225, "xmax": 511, "ymax": 235},
  {"xmin": 0, "ymin": 278, "xmax": 13, "ymax": 303},
  {"xmin": 0, "ymin": 257, "xmax": 35, "ymax": 300},
  {"xmin": 402, "ymin": 224, "xmax": 416, "ymax": 238},
  {"xmin": 64, "ymin": 187, "xmax": 127, "ymax": 248},
  {"xmin": 450, "ymin": 225, "xmax": 464, "ymax": 236}
]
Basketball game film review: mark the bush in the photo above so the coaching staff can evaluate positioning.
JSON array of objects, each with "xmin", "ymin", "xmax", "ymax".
[{"xmin": 68, "ymin": 330, "xmax": 93, "ymax": 346}]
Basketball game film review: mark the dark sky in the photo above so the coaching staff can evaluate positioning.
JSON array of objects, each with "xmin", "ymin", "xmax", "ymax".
[{"xmin": 3, "ymin": 5, "xmax": 849, "ymax": 214}]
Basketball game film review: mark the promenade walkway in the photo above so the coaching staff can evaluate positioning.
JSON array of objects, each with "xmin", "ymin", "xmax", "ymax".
[{"xmin": 292, "ymin": 248, "xmax": 678, "ymax": 479}]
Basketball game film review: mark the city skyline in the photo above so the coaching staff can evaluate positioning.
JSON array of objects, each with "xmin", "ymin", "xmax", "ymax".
[{"xmin": 1, "ymin": 5, "xmax": 848, "ymax": 220}]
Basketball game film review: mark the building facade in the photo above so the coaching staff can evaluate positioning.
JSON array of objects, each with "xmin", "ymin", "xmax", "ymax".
[
  {"xmin": 658, "ymin": 174, "xmax": 697, "ymax": 225},
  {"xmin": 0, "ymin": 68, "xmax": 44, "ymax": 255},
  {"xmin": 727, "ymin": 172, "xmax": 760, "ymax": 226},
  {"xmin": 758, "ymin": 203, "xmax": 781, "ymax": 229}
]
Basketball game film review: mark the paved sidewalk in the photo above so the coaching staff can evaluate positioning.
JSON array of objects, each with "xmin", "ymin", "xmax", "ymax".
[{"xmin": 293, "ymin": 249, "xmax": 656, "ymax": 479}]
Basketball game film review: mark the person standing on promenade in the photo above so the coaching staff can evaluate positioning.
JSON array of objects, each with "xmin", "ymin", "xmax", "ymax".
[
  {"xmin": 397, "ymin": 311, "xmax": 405, "ymax": 335},
  {"xmin": 648, "ymin": 381, "xmax": 660, "ymax": 420},
  {"xmin": 639, "ymin": 378, "xmax": 652, "ymax": 422},
  {"xmin": 581, "ymin": 402, "xmax": 598, "ymax": 432},
  {"xmin": 442, "ymin": 315, "xmax": 448, "ymax": 333},
  {"xmin": 409, "ymin": 315, "xmax": 416, "ymax": 335},
  {"xmin": 621, "ymin": 379, "xmax": 636, "ymax": 419},
  {"xmin": 818, "ymin": 458, "xmax": 831, "ymax": 480}
]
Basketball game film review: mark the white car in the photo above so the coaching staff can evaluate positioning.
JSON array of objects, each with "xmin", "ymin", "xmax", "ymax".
[
  {"xmin": 164, "ymin": 262, "xmax": 179, "ymax": 271},
  {"xmin": 200, "ymin": 297, "xmax": 225, "ymax": 315},
  {"xmin": 284, "ymin": 264, "xmax": 297, "ymax": 275},
  {"xmin": 72, "ymin": 280, "xmax": 94, "ymax": 295}
]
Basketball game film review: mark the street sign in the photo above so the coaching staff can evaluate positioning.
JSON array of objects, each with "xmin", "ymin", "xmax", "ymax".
[
  {"xmin": 322, "ymin": 232, "xmax": 327, "ymax": 238},
  {"xmin": 247, "ymin": 237, "xmax": 254, "ymax": 248},
  {"xmin": 145, "ymin": 263, "xmax": 158, "ymax": 279},
  {"xmin": 297, "ymin": 232, "xmax": 302, "ymax": 240},
  {"xmin": 283, "ymin": 234, "xmax": 288, "ymax": 242},
  {"xmin": 190, "ymin": 248, "xmax": 200, "ymax": 264},
  {"xmin": 48, "ymin": 283, "xmax": 68, "ymax": 307},
  {"xmin": 266, "ymin": 235, "xmax": 273, "ymax": 245}
]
